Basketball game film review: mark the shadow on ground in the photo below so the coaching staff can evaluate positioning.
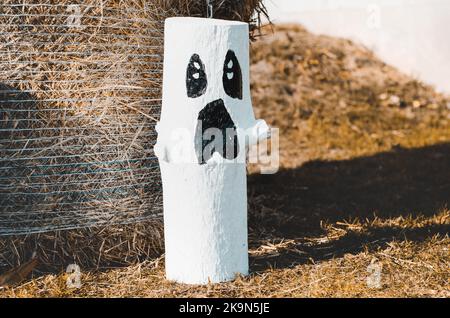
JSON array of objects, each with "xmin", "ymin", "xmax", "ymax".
[{"xmin": 248, "ymin": 143, "xmax": 450, "ymax": 271}]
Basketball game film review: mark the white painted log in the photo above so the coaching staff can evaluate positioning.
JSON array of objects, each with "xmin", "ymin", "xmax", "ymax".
[{"xmin": 155, "ymin": 17, "xmax": 268, "ymax": 285}]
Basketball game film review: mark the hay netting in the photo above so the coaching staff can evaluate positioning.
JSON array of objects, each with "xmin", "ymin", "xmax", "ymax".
[{"xmin": 0, "ymin": 0, "xmax": 266, "ymax": 270}]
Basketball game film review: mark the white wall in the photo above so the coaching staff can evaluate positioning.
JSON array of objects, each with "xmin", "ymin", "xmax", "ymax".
[{"xmin": 265, "ymin": 0, "xmax": 450, "ymax": 94}]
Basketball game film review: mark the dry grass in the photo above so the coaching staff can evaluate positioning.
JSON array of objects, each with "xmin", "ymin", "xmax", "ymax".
[
  {"xmin": 1, "ymin": 23, "xmax": 449, "ymax": 297},
  {"xmin": 250, "ymin": 24, "xmax": 450, "ymax": 170},
  {"xmin": 1, "ymin": 213, "xmax": 448, "ymax": 297}
]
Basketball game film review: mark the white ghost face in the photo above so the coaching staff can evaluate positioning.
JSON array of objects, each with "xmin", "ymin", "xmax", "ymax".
[
  {"xmin": 157, "ymin": 18, "xmax": 262, "ymax": 166},
  {"xmin": 186, "ymin": 50, "xmax": 244, "ymax": 164}
]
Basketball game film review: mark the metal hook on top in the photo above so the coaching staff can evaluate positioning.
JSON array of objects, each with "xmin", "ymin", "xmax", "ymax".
[{"xmin": 206, "ymin": 0, "xmax": 213, "ymax": 18}]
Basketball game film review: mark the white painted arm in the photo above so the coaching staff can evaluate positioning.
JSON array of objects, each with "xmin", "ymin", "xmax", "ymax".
[
  {"xmin": 154, "ymin": 122, "xmax": 169, "ymax": 162},
  {"xmin": 247, "ymin": 119, "xmax": 271, "ymax": 148}
]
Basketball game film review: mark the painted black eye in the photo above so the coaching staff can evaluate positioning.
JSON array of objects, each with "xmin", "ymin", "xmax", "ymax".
[
  {"xmin": 223, "ymin": 50, "xmax": 242, "ymax": 100},
  {"xmin": 186, "ymin": 54, "xmax": 207, "ymax": 98}
]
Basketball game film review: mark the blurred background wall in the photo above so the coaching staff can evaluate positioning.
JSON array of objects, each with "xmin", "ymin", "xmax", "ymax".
[{"xmin": 265, "ymin": 0, "xmax": 450, "ymax": 94}]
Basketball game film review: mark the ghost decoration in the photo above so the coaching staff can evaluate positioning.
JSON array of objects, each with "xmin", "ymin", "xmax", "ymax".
[{"xmin": 155, "ymin": 17, "xmax": 269, "ymax": 285}]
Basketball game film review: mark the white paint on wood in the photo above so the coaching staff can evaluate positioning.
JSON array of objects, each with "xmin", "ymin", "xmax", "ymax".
[{"xmin": 155, "ymin": 17, "xmax": 268, "ymax": 284}]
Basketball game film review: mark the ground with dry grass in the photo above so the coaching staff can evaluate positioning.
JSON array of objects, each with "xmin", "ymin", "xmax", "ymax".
[{"xmin": 1, "ymin": 24, "xmax": 449, "ymax": 298}]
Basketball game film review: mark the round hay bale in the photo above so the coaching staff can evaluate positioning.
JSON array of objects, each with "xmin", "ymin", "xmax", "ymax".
[{"xmin": 0, "ymin": 0, "xmax": 266, "ymax": 271}]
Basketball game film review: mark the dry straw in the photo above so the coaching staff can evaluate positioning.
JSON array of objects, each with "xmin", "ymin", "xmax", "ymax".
[{"xmin": 0, "ymin": 0, "xmax": 267, "ymax": 271}]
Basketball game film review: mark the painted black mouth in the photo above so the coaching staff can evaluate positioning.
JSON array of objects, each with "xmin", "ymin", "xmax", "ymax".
[{"xmin": 195, "ymin": 99, "xmax": 239, "ymax": 165}]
